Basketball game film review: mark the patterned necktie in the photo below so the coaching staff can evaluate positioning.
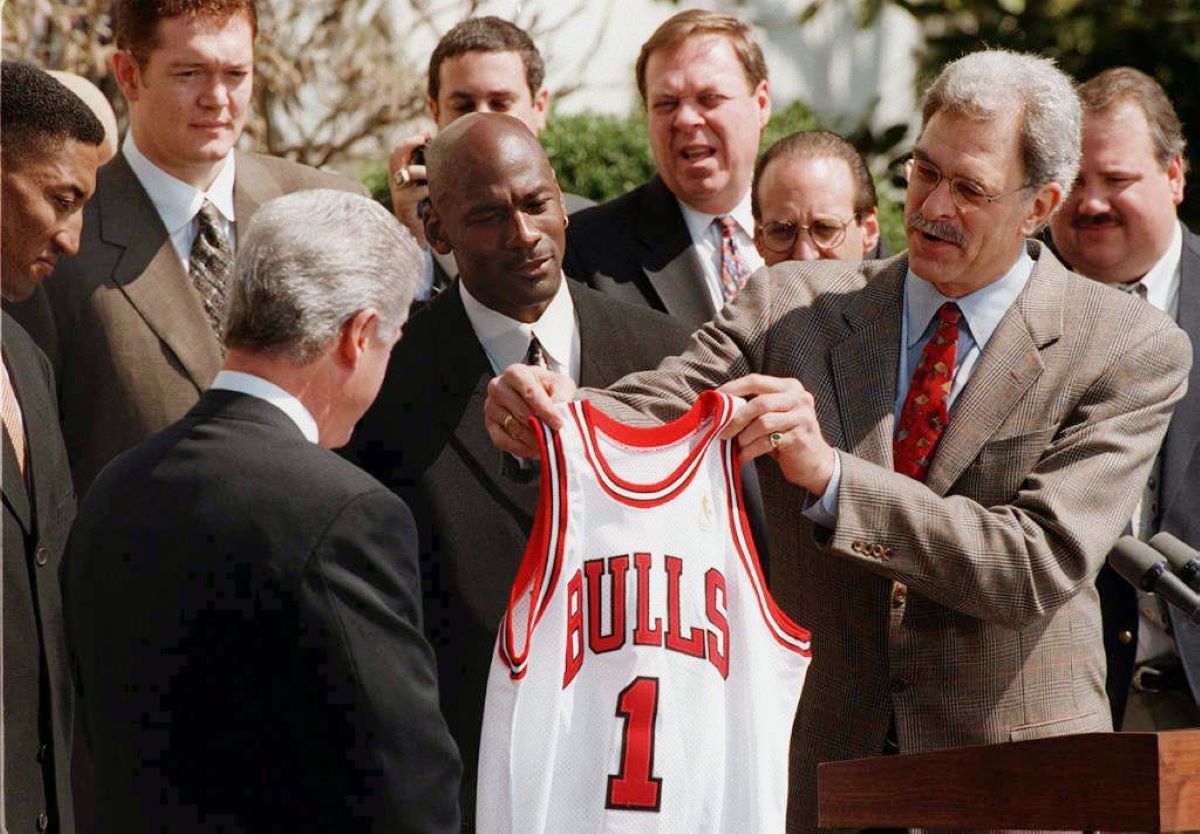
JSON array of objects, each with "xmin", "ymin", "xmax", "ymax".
[
  {"xmin": 524, "ymin": 333, "xmax": 547, "ymax": 369},
  {"xmin": 190, "ymin": 200, "xmax": 233, "ymax": 341},
  {"xmin": 1, "ymin": 357, "xmax": 25, "ymax": 475},
  {"xmin": 894, "ymin": 302, "xmax": 962, "ymax": 482},
  {"xmin": 716, "ymin": 216, "xmax": 751, "ymax": 302}
]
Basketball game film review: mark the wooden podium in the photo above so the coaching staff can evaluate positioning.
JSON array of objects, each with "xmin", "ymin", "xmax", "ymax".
[{"xmin": 818, "ymin": 730, "xmax": 1200, "ymax": 831}]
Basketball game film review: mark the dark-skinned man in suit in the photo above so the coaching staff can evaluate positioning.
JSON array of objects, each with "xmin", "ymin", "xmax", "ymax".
[
  {"xmin": 0, "ymin": 59, "xmax": 104, "ymax": 834},
  {"xmin": 345, "ymin": 114, "xmax": 696, "ymax": 828}
]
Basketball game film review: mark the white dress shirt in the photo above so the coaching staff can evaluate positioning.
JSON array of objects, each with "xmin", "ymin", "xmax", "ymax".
[
  {"xmin": 123, "ymin": 133, "xmax": 237, "ymax": 269},
  {"xmin": 678, "ymin": 193, "xmax": 764, "ymax": 311},
  {"xmin": 210, "ymin": 370, "xmax": 319, "ymax": 444},
  {"xmin": 459, "ymin": 277, "xmax": 582, "ymax": 383}
]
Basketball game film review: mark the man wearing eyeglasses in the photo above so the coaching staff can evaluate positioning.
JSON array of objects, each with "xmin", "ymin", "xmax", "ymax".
[
  {"xmin": 484, "ymin": 49, "xmax": 1190, "ymax": 831},
  {"xmin": 752, "ymin": 130, "xmax": 881, "ymax": 263}
]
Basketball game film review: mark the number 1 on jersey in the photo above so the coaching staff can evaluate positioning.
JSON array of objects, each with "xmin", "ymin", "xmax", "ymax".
[{"xmin": 606, "ymin": 676, "xmax": 663, "ymax": 812}]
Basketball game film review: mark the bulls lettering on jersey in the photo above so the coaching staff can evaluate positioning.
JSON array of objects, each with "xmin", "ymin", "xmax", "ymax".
[{"xmin": 478, "ymin": 391, "xmax": 811, "ymax": 833}]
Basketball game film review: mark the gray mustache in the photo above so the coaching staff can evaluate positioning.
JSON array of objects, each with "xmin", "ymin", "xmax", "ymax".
[{"xmin": 907, "ymin": 212, "xmax": 967, "ymax": 247}]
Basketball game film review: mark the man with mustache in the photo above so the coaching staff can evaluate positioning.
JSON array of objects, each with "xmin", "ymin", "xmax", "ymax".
[
  {"xmin": 486, "ymin": 50, "xmax": 1191, "ymax": 830},
  {"xmin": 1050, "ymin": 67, "xmax": 1200, "ymax": 731},
  {"xmin": 6, "ymin": 0, "xmax": 364, "ymax": 499},
  {"xmin": 344, "ymin": 113, "xmax": 692, "ymax": 829},
  {"xmin": 565, "ymin": 9, "xmax": 770, "ymax": 329}
]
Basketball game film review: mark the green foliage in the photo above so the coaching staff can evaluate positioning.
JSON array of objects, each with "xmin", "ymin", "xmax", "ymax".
[{"xmin": 885, "ymin": 0, "xmax": 1200, "ymax": 225}]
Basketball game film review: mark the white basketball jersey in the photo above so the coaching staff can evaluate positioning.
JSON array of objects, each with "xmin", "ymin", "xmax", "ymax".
[{"xmin": 477, "ymin": 391, "xmax": 811, "ymax": 834}]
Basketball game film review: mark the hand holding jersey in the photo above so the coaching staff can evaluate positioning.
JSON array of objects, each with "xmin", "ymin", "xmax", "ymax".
[{"xmin": 485, "ymin": 366, "xmax": 830, "ymax": 493}]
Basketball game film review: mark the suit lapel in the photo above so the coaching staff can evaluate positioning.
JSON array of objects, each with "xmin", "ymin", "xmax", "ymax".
[
  {"xmin": 431, "ymin": 286, "xmax": 540, "ymax": 520},
  {"xmin": 2, "ymin": 425, "xmax": 30, "ymax": 534},
  {"xmin": 1159, "ymin": 227, "xmax": 1200, "ymax": 525},
  {"xmin": 101, "ymin": 154, "xmax": 221, "ymax": 392},
  {"xmin": 923, "ymin": 244, "xmax": 1057, "ymax": 495},
  {"xmin": 573, "ymin": 281, "xmax": 627, "ymax": 387},
  {"xmin": 636, "ymin": 178, "xmax": 716, "ymax": 324},
  {"xmin": 829, "ymin": 262, "xmax": 905, "ymax": 467}
]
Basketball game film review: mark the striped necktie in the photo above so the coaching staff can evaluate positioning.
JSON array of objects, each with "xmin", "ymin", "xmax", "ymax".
[{"xmin": 190, "ymin": 200, "xmax": 233, "ymax": 342}]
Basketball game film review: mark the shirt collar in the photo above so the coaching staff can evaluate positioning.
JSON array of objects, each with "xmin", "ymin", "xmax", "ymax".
[
  {"xmin": 123, "ymin": 132, "xmax": 237, "ymax": 234},
  {"xmin": 1130, "ymin": 221, "xmax": 1184, "ymax": 315},
  {"xmin": 459, "ymin": 276, "xmax": 577, "ymax": 374},
  {"xmin": 905, "ymin": 247, "xmax": 1035, "ymax": 349},
  {"xmin": 677, "ymin": 191, "xmax": 756, "ymax": 245},
  {"xmin": 210, "ymin": 370, "xmax": 320, "ymax": 444}
]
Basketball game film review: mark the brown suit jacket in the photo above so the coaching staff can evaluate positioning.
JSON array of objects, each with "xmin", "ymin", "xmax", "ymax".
[
  {"xmin": 583, "ymin": 242, "xmax": 1192, "ymax": 832},
  {"xmin": 5, "ymin": 150, "xmax": 364, "ymax": 497}
]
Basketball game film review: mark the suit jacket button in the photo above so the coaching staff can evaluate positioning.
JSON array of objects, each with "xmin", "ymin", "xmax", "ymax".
[
  {"xmin": 872, "ymin": 544, "xmax": 885, "ymax": 558},
  {"xmin": 37, "ymin": 810, "xmax": 49, "ymax": 831},
  {"xmin": 37, "ymin": 743, "xmax": 47, "ymax": 762},
  {"xmin": 851, "ymin": 540, "xmax": 863, "ymax": 553},
  {"xmin": 890, "ymin": 676, "xmax": 909, "ymax": 693},
  {"xmin": 891, "ymin": 583, "xmax": 907, "ymax": 608},
  {"xmin": 35, "ymin": 545, "xmax": 48, "ymax": 567},
  {"xmin": 1118, "ymin": 630, "xmax": 1134, "ymax": 645}
]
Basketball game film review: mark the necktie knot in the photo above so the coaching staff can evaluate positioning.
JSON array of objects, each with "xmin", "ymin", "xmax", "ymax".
[
  {"xmin": 524, "ymin": 333, "xmax": 546, "ymax": 368},
  {"xmin": 718, "ymin": 215, "xmax": 738, "ymax": 239},
  {"xmin": 936, "ymin": 301, "xmax": 962, "ymax": 326}
]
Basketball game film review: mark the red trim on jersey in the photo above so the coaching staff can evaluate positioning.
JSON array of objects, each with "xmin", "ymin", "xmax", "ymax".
[
  {"xmin": 498, "ymin": 416, "xmax": 570, "ymax": 677},
  {"xmin": 574, "ymin": 391, "xmax": 733, "ymax": 508},
  {"xmin": 722, "ymin": 438, "xmax": 812, "ymax": 656}
]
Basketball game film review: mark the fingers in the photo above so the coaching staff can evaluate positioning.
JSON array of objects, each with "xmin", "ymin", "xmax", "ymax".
[
  {"xmin": 483, "ymin": 366, "xmax": 576, "ymax": 458},
  {"xmin": 719, "ymin": 374, "xmax": 810, "ymax": 440},
  {"xmin": 386, "ymin": 134, "xmax": 433, "ymax": 238}
]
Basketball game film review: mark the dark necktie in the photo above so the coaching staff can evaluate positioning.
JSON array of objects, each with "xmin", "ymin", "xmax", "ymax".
[
  {"xmin": 894, "ymin": 302, "xmax": 962, "ymax": 482},
  {"xmin": 716, "ymin": 216, "xmax": 751, "ymax": 302},
  {"xmin": 190, "ymin": 200, "xmax": 233, "ymax": 341},
  {"xmin": 524, "ymin": 333, "xmax": 547, "ymax": 369}
]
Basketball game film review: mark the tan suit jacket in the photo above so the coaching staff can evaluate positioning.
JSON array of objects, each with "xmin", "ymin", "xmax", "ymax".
[
  {"xmin": 583, "ymin": 242, "xmax": 1192, "ymax": 832},
  {"xmin": 6, "ymin": 150, "xmax": 364, "ymax": 497}
]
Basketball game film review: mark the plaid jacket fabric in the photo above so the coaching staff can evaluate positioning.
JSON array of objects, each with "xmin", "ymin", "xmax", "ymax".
[{"xmin": 584, "ymin": 241, "xmax": 1192, "ymax": 832}]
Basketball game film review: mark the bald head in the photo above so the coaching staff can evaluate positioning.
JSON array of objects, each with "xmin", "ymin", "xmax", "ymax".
[
  {"xmin": 423, "ymin": 112, "xmax": 567, "ymax": 323},
  {"xmin": 426, "ymin": 112, "xmax": 549, "ymax": 206}
]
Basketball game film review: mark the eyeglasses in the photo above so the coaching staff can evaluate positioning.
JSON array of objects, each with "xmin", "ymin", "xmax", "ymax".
[
  {"xmin": 758, "ymin": 215, "xmax": 857, "ymax": 253},
  {"xmin": 903, "ymin": 156, "xmax": 1029, "ymax": 211}
]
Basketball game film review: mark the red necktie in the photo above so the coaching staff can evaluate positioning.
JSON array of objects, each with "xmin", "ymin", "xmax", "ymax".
[
  {"xmin": 894, "ymin": 302, "xmax": 961, "ymax": 482},
  {"xmin": 717, "ymin": 217, "xmax": 751, "ymax": 302}
]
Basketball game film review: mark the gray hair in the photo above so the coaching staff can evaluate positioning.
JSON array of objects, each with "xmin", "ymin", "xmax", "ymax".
[
  {"xmin": 225, "ymin": 189, "xmax": 421, "ymax": 364},
  {"xmin": 921, "ymin": 50, "xmax": 1081, "ymax": 192}
]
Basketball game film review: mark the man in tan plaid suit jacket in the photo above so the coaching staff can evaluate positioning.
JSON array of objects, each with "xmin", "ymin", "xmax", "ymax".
[{"xmin": 485, "ymin": 51, "xmax": 1192, "ymax": 832}]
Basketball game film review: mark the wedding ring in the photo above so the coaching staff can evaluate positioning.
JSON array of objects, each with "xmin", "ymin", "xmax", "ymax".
[
  {"xmin": 769, "ymin": 432, "xmax": 783, "ymax": 451},
  {"xmin": 502, "ymin": 413, "xmax": 516, "ymax": 434},
  {"xmin": 392, "ymin": 166, "xmax": 412, "ymax": 188}
]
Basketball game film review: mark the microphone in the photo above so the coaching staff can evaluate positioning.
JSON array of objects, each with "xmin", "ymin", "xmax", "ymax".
[
  {"xmin": 1107, "ymin": 536, "xmax": 1200, "ymax": 625},
  {"xmin": 1148, "ymin": 532, "xmax": 1200, "ymax": 594}
]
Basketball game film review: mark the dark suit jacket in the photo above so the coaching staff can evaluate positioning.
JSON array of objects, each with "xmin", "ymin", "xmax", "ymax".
[
  {"xmin": 64, "ymin": 389, "xmax": 460, "ymax": 832},
  {"xmin": 565, "ymin": 176, "xmax": 717, "ymax": 329},
  {"xmin": 2, "ymin": 314, "xmax": 75, "ymax": 833},
  {"xmin": 1100, "ymin": 223, "xmax": 1200, "ymax": 726},
  {"xmin": 5, "ymin": 150, "xmax": 364, "ymax": 499},
  {"xmin": 344, "ymin": 279, "xmax": 693, "ymax": 823}
]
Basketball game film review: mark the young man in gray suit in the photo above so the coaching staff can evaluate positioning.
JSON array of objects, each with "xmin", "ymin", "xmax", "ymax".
[
  {"xmin": 65, "ymin": 190, "xmax": 460, "ymax": 832},
  {"xmin": 1051, "ymin": 67, "xmax": 1200, "ymax": 731},
  {"xmin": 1, "ymin": 60, "xmax": 104, "ymax": 834},
  {"xmin": 7, "ymin": 0, "xmax": 364, "ymax": 499},
  {"xmin": 488, "ymin": 51, "xmax": 1191, "ymax": 831}
]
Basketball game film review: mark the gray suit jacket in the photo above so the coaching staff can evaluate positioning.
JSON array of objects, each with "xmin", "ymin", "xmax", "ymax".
[
  {"xmin": 565, "ymin": 175, "xmax": 717, "ymax": 329},
  {"xmin": 1100, "ymin": 224, "xmax": 1200, "ymax": 723},
  {"xmin": 5, "ymin": 150, "xmax": 364, "ymax": 497},
  {"xmin": 581, "ymin": 242, "xmax": 1191, "ymax": 831},
  {"xmin": 2, "ymin": 314, "xmax": 75, "ymax": 833}
]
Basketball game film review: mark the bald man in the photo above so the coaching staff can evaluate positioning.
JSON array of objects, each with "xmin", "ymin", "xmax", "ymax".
[{"xmin": 345, "ymin": 114, "xmax": 692, "ymax": 827}]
